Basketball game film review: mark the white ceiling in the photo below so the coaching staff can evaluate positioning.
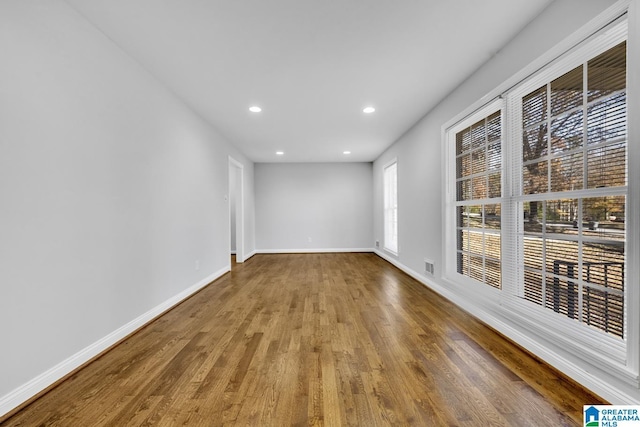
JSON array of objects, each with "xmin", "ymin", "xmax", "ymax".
[{"xmin": 64, "ymin": 0, "xmax": 554, "ymax": 163}]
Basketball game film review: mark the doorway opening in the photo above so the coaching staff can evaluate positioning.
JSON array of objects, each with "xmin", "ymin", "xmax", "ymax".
[{"xmin": 229, "ymin": 157, "xmax": 244, "ymax": 268}]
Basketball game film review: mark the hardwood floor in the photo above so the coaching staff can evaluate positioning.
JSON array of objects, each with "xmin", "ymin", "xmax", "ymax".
[{"xmin": 2, "ymin": 253, "xmax": 604, "ymax": 426}]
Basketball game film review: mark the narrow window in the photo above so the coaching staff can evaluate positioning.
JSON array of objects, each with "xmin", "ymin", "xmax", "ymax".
[
  {"xmin": 383, "ymin": 161, "xmax": 398, "ymax": 254},
  {"xmin": 455, "ymin": 111, "xmax": 502, "ymax": 289}
]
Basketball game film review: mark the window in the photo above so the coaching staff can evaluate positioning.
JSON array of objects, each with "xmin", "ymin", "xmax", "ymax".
[
  {"xmin": 516, "ymin": 40, "xmax": 627, "ymax": 338},
  {"xmin": 446, "ymin": 22, "xmax": 628, "ymax": 343},
  {"xmin": 455, "ymin": 110, "xmax": 502, "ymax": 289},
  {"xmin": 383, "ymin": 161, "xmax": 398, "ymax": 254}
]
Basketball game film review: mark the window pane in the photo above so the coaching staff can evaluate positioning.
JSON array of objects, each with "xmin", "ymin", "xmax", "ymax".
[
  {"xmin": 607, "ymin": 195, "xmax": 626, "ymax": 227},
  {"xmin": 523, "ymin": 201, "xmax": 543, "ymax": 227},
  {"xmin": 523, "ymin": 85, "xmax": 547, "ymax": 128},
  {"xmin": 485, "ymin": 258, "xmax": 501, "ymax": 289},
  {"xmin": 469, "ymin": 230, "xmax": 483, "ymax": 256},
  {"xmin": 488, "ymin": 173, "xmax": 501, "ymax": 198},
  {"xmin": 457, "ymin": 179, "xmax": 471, "ymax": 201},
  {"xmin": 583, "ymin": 287, "xmax": 623, "ymax": 337},
  {"xmin": 582, "ymin": 196, "xmax": 626, "ymax": 240},
  {"xmin": 587, "ymin": 142, "xmax": 626, "ymax": 188},
  {"xmin": 545, "ymin": 275, "xmax": 579, "ymax": 319},
  {"xmin": 524, "ymin": 271, "xmax": 544, "ymax": 305},
  {"xmin": 472, "ymin": 149, "xmax": 486, "ymax": 174},
  {"xmin": 484, "ymin": 204, "xmax": 501, "ymax": 230},
  {"xmin": 487, "ymin": 111, "xmax": 501, "ymax": 142},
  {"xmin": 551, "ymin": 153, "xmax": 583, "ymax": 192},
  {"xmin": 457, "ymin": 252, "xmax": 469, "ymax": 276},
  {"xmin": 523, "ymin": 161, "xmax": 548, "ymax": 195},
  {"xmin": 582, "ymin": 254, "xmax": 624, "ymax": 292},
  {"xmin": 471, "ymin": 120, "xmax": 486, "ymax": 149},
  {"xmin": 472, "ymin": 175, "xmax": 487, "ymax": 199},
  {"xmin": 523, "ymin": 237, "xmax": 543, "ymax": 270},
  {"xmin": 587, "ymin": 93, "xmax": 626, "ymax": 145},
  {"xmin": 588, "ymin": 41, "xmax": 626, "ymax": 102},
  {"xmin": 551, "ymin": 110, "xmax": 583, "ymax": 153},
  {"xmin": 458, "ymin": 252, "xmax": 470, "ymax": 276},
  {"xmin": 546, "ymin": 240, "xmax": 579, "ymax": 276},
  {"xmin": 469, "ymin": 205, "xmax": 482, "ymax": 228},
  {"xmin": 581, "ymin": 240, "xmax": 624, "ymax": 291},
  {"xmin": 488, "ymin": 142, "xmax": 501, "ymax": 170},
  {"xmin": 485, "ymin": 232, "xmax": 501, "ymax": 259},
  {"xmin": 551, "ymin": 65, "xmax": 583, "ymax": 116},
  {"xmin": 456, "ymin": 129, "xmax": 471, "ymax": 154},
  {"xmin": 523, "ymin": 124, "xmax": 548, "ymax": 162},
  {"xmin": 469, "ymin": 255, "xmax": 484, "ymax": 282},
  {"xmin": 458, "ymin": 154, "xmax": 471, "ymax": 178},
  {"xmin": 545, "ymin": 199, "xmax": 579, "ymax": 232},
  {"xmin": 460, "ymin": 206, "xmax": 470, "ymax": 228},
  {"xmin": 459, "ymin": 229, "xmax": 469, "ymax": 252},
  {"xmin": 456, "ymin": 206, "xmax": 465, "ymax": 228}
]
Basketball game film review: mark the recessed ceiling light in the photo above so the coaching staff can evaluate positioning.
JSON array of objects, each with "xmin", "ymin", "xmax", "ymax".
[
  {"xmin": 249, "ymin": 106, "xmax": 262, "ymax": 113},
  {"xmin": 343, "ymin": 151, "xmax": 351, "ymax": 155},
  {"xmin": 276, "ymin": 151, "xmax": 284, "ymax": 155},
  {"xmin": 363, "ymin": 106, "xmax": 375, "ymax": 114}
]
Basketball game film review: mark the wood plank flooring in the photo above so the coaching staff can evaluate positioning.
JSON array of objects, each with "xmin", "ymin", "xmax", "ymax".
[{"xmin": 2, "ymin": 253, "xmax": 605, "ymax": 426}]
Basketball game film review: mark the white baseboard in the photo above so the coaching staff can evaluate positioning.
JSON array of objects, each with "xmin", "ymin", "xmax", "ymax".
[
  {"xmin": 235, "ymin": 250, "xmax": 256, "ymax": 263},
  {"xmin": 372, "ymin": 250, "xmax": 640, "ymax": 404},
  {"xmin": 256, "ymin": 248, "xmax": 375, "ymax": 254},
  {"xmin": 0, "ymin": 267, "xmax": 229, "ymax": 419}
]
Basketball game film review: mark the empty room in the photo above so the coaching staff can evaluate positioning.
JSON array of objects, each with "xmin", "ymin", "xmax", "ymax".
[{"xmin": 1, "ymin": 0, "xmax": 638, "ymax": 425}]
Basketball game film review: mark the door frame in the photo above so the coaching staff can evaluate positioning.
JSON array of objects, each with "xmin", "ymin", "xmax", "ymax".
[{"xmin": 228, "ymin": 156, "xmax": 245, "ymax": 263}]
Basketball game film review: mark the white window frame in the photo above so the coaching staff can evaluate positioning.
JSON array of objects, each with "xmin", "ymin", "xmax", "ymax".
[
  {"xmin": 383, "ymin": 159, "xmax": 398, "ymax": 255},
  {"xmin": 502, "ymin": 19, "xmax": 629, "ymax": 369},
  {"xmin": 444, "ymin": 14, "xmax": 638, "ymax": 388},
  {"xmin": 445, "ymin": 99, "xmax": 504, "ymax": 291}
]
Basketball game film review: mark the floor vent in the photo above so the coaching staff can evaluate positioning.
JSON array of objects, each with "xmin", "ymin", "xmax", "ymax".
[{"xmin": 424, "ymin": 259, "xmax": 435, "ymax": 276}]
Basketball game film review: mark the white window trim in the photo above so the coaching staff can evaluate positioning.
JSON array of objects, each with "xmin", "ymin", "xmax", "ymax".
[{"xmin": 444, "ymin": 98, "xmax": 505, "ymax": 291}]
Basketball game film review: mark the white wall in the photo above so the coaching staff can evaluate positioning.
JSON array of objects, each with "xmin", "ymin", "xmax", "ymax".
[
  {"xmin": 374, "ymin": 0, "xmax": 639, "ymax": 403},
  {"xmin": 256, "ymin": 163, "xmax": 373, "ymax": 251},
  {"xmin": 0, "ymin": 0, "xmax": 255, "ymax": 416}
]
